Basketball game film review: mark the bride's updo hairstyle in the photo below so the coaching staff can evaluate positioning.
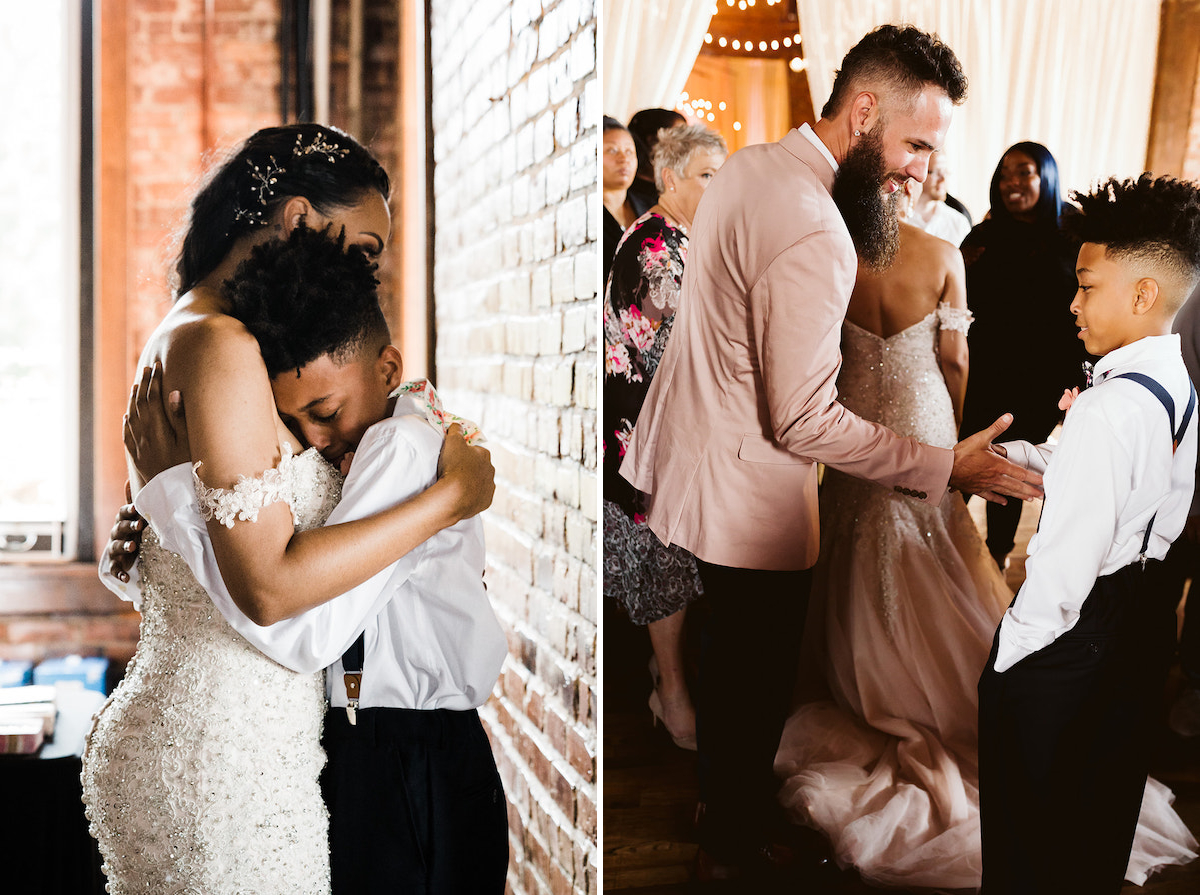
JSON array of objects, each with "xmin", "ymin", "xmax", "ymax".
[{"xmin": 173, "ymin": 123, "xmax": 390, "ymax": 298}]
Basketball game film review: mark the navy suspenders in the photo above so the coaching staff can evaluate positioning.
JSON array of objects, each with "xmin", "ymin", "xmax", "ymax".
[{"xmin": 1111, "ymin": 372, "xmax": 1198, "ymax": 565}]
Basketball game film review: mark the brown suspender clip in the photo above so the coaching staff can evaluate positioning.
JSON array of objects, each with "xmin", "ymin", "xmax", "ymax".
[{"xmin": 344, "ymin": 672, "xmax": 362, "ymax": 725}]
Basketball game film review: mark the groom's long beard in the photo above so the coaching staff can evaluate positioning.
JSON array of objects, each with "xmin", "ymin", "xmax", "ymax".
[{"xmin": 832, "ymin": 128, "xmax": 901, "ymax": 272}]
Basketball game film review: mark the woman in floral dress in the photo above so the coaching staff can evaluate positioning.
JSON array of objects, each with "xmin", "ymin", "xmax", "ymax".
[{"xmin": 603, "ymin": 124, "xmax": 726, "ymax": 749}]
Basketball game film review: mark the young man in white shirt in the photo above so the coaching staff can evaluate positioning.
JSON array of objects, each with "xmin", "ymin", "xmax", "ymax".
[
  {"xmin": 130, "ymin": 226, "xmax": 510, "ymax": 893},
  {"xmin": 978, "ymin": 174, "xmax": 1200, "ymax": 894}
]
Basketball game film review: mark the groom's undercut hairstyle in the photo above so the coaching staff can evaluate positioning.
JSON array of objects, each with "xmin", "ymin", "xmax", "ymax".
[
  {"xmin": 1067, "ymin": 174, "xmax": 1200, "ymax": 312},
  {"xmin": 224, "ymin": 224, "xmax": 392, "ymax": 379},
  {"xmin": 821, "ymin": 24, "xmax": 967, "ymax": 119}
]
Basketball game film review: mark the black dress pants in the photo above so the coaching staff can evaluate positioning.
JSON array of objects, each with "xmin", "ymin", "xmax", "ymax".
[
  {"xmin": 694, "ymin": 559, "xmax": 812, "ymax": 858},
  {"xmin": 321, "ymin": 707, "xmax": 509, "ymax": 894},
  {"xmin": 978, "ymin": 562, "xmax": 1175, "ymax": 894},
  {"xmin": 985, "ymin": 497, "xmax": 1023, "ymax": 567},
  {"xmin": 1144, "ymin": 534, "xmax": 1200, "ymax": 684}
]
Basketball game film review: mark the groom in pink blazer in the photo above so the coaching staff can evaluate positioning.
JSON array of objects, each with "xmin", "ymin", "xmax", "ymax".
[{"xmin": 621, "ymin": 25, "xmax": 1042, "ymax": 883}]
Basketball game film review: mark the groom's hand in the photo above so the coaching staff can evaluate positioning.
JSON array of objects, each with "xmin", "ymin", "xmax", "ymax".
[{"xmin": 950, "ymin": 413, "xmax": 1044, "ymax": 505}]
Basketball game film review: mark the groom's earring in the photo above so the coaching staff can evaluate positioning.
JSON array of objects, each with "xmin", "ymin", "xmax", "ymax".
[{"xmin": 854, "ymin": 130, "xmax": 861, "ymax": 136}]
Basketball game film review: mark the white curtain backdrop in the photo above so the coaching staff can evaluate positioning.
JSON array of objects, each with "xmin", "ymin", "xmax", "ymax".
[
  {"xmin": 796, "ymin": 0, "xmax": 1162, "ymax": 218},
  {"xmin": 602, "ymin": 0, "xmax": 715, "ymax": 123}
]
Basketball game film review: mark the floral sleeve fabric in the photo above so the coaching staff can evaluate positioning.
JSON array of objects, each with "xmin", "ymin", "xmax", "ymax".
[
  {"xmin": 602, "ymin": 213, "xmax": 688, "ymax": 520},
  {"xmin": 936, "ymin": 301, "xmax": 974, "ymax": 334}
]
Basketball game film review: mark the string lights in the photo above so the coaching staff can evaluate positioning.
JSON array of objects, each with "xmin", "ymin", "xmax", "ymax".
[
  {"xmin": 712, "ymin": 0, "xmax": 786, "ymax": 8},
  {"xmin": 676, "ymin": 92, "xmax": 743, "ymax": 134},
  {"xmin": 704, "ymin": 30, "xmax": 803, "ymax": 56},
  {"xmin": 686, "ymin": 1, "xmax": 803, "ymax": 138}
]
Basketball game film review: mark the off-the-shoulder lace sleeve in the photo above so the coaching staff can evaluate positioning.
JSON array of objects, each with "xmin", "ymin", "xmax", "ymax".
[
  {"xmin": 193, "ymin": 445, "xmax": 299, "ymax": 528},
  {"xmin": 937, "ymin": 301, "xmax": 974, "ymax": 334}
]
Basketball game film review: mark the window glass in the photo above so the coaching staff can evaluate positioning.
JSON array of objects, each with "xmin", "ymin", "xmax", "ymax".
[{"xmin": 0, "ymin": 1, "xmax": 79, "ymax": 559}]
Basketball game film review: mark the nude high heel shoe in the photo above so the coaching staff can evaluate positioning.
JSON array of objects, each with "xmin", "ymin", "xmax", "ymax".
[{"xmin": 648, "ymin": 689, "xmax": 698, "ymax": 751}]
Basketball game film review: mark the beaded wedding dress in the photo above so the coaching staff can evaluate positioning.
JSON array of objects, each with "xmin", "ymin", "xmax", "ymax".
[
  {"xmin": 81, "ymin": 447, "xmax": 342, "ymax": 895},
  {"xmin": 774, "ymin": 311, "xmax": 1197, "ymax": 889}
]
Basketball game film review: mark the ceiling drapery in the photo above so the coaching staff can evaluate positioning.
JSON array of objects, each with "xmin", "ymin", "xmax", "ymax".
[
  {"xmin": 602, "ymin": 0, "xmax": 714, "ymax": 122},
  {"xmin": 797, "ymin": 0, "xmax": 1163, "ymax": 217}
]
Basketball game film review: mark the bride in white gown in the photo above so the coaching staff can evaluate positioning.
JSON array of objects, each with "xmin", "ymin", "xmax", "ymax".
[
  {"xmin": 80, "ymin": 124, "xmax": 494, "ymax": 894},
  {"xmin": 774, "ymin": 219, "xmax": 1198, "ymax": 890}
]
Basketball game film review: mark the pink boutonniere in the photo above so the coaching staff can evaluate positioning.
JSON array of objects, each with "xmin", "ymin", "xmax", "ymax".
[{"xmin": 1058, "ymin": 387, "xmax": 1080, "ymax": 415}]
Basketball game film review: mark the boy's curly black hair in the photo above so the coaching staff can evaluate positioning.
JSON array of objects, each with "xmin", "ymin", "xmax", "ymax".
[
  {"xmin": 1066, "ymin": 174, "xmax": 1200, "ymax": 309},
  {"xmin": 224, "ymin": 225, "xmax": 391, "ymax": 379}
]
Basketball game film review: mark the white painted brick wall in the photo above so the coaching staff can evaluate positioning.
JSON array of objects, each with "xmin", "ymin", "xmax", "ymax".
[{"xmin": 429, "ymin": 1, "xmax": 598, "ymax": 893}]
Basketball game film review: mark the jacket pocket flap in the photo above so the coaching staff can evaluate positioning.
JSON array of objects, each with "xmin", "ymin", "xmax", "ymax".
[{"xmin": 737, "ymin": 433, "xmax": 807, "ymax": 465}]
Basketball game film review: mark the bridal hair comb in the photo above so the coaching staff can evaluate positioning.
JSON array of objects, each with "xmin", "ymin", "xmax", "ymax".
[
  {"xmin": 232, "ymin": 131, "xmax": 350, "ymax": 228},
  {"xmin": 292, "ymin": 132, "xmax": 350, "ymax": 162},
  {"xmin": 233, "ymin": 155, "xmax": 285, "ymax": 227}
]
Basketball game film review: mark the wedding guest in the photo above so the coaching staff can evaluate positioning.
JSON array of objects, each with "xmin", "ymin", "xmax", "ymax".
[
  {"xmin": 621, "ymin": 24, "xmax": 1041, "ymax": 884},
  {"xmin": 626, "ymin": 107, "xmax": 686, "ymax": 209},
  {"xmin": 911, "ymin": 151, "xmax": 970, "ymax": 245},
  {"xmin": 959, "ymin": 141, "xmax": 1087, "ymax": 569},
  {"xmin": 603, "ymin": 116, "xmax": 652, "ymax": 285},
  {"xmin": 979, "ymin": 173, "xmax": 1200, "ymax": 894},
  {"xmin": 604, "ymin": 124, "xmax": 727, "ymax": 752}
]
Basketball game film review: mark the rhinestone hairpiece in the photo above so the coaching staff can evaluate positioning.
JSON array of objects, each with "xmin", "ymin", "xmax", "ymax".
[
  {"xmin": 293, "ymin": 132, "xmax": 349, "ymax": 162},
  {"xmin": 249, "ymin": 155, "xmax": 285, "ymax": 203},
  {"xmin": 232, "ymin": 155, "xmax": 286, "ymax": 227}
]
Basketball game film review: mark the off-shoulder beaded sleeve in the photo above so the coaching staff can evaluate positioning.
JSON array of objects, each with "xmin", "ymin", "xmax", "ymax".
[
  {"xmin": 937, "ymin": 301, "xmax": 974, "ymax": 334},
  {"xmin": 193, "ymin": 444, "xmax": 301, "ymax": 528}
]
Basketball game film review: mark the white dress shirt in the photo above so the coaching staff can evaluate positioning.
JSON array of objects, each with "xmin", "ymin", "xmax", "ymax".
[
  {"xmin": 799, "ymin": 121, "xmax": 838, "ymax": 172},
  {"xmin": 106, "ymin": 394, "xmax": 507, "ymax": 711},
  {"xmin": 918, "ymin": 201, "xmax": 971, "ymax": 247},
  {"xmin": 993, "ymin": 334, "xmax": 1197, "ymax": 672}
]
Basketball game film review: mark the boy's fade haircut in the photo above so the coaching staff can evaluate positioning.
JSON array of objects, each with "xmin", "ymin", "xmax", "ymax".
[
  {"xmin": 1067, "ymin": 174, "xmax": 1200, "ymax": 309},
  {"xmin": 224, "ymin": 224, "xmax": 391, "ymax": 379}
]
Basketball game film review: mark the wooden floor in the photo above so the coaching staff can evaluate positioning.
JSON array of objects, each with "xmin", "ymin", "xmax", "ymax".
[{"xmin": 602, "ymin": 497, "xmax": 1200, "ymax": 893}]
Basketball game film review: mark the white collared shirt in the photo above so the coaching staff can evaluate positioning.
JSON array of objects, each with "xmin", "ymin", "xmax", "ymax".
[
  {"xmin": 993, "ymin": 334, "xmax": 1197, "ymax": 672},
  {"xmin": 109, "ymin": 395, "xmax": 507, "ymax": 711},
  {"xmin": 798, "ymin": 121, "xmax": 839, "ymax": 173},
  {"xmin": 918, "ymin": 201, "xmax": 971, "ymax": 247}
]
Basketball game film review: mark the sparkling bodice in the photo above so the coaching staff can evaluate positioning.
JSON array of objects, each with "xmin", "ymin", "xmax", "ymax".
[
  {"xmin": 836, "ymin": 311, "xmax": 957, "ymax": 449},
  {"xmin": 82, "ymin": 447, "xmax": 343, "ymax": 895},
  {"xmin": 822, "ymin": 312, "xmax": 967, "ymax": 636}
]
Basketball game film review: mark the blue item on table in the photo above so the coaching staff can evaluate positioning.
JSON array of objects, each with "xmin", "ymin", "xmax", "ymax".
[
  {"xmin": 0, "ymin": 660, "xmax": 33, "ymax": 687},
  {"xmin": 33, "ymin": 656, "xmax": 108, "ymax": 695}
]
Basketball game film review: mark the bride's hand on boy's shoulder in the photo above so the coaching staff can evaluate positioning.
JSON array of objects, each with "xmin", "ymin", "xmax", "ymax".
[
  {"xmin": 438, "ymin": 423, "xmax": 496, "ymax": 520},
  {"xmin": 125, "ymin": 362, "xmax": 190, "ymax": 482}
]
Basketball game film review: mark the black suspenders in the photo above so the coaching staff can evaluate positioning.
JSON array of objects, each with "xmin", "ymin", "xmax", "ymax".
[
  {"xmin": 1111, "ymin": 372, "xmax": 1197, "ymax": 565},
  {"xmin": 341, "ymin": 632, "xmax": 366, "ymax": 725}
]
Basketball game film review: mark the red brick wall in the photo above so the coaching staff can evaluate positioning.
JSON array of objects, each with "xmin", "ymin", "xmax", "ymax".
[{"xmin": 126, "ymin": 0, "xmax": 283, "ymax": 362}]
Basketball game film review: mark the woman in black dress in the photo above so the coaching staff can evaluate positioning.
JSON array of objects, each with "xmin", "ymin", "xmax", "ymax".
[
  {"xmin": 604, "ymin": 123, "xmax": 726, "ymax": 749},
  {"xmin": 960, "ymin": 142, "xmax": 1088, "ymax": 568}
]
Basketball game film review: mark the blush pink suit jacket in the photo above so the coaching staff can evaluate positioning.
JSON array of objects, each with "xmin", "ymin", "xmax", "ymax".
[{"xmin": 620, "ymin": 127, "xmax": 954, "ymax": 572}]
